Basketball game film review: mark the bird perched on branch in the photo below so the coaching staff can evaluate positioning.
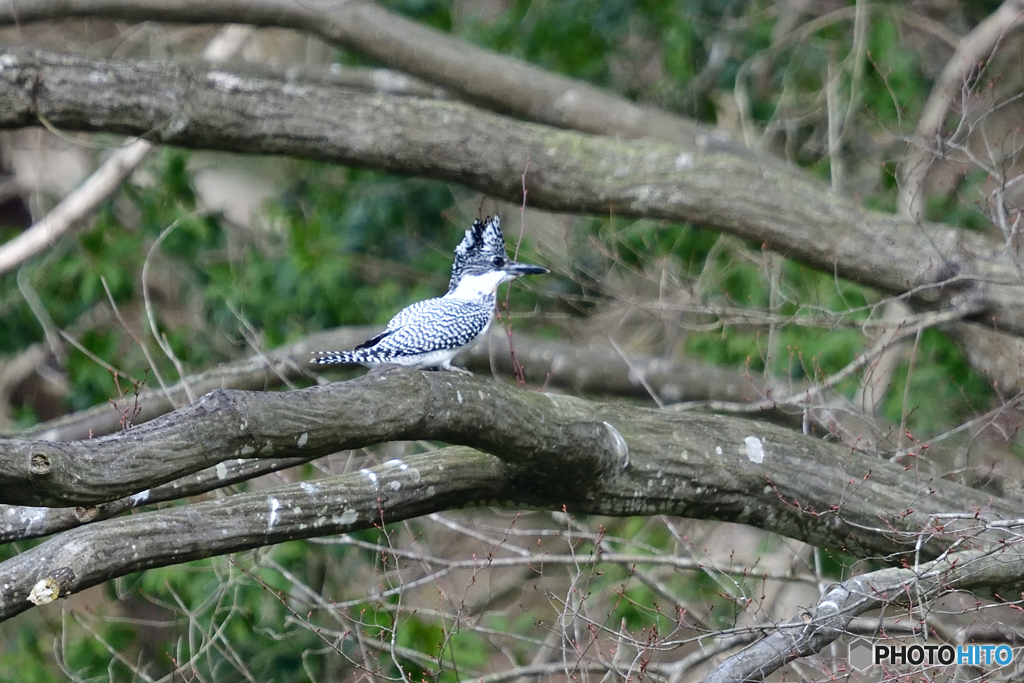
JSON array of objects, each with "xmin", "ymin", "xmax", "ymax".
[{"xmin": 311, "ymin": 215, "xmax": 548, "ymax": 371}]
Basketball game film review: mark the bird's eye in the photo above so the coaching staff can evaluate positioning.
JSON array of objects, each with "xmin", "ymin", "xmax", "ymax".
[{"xmin": 492, "ymin": 256, "xmax": 507, "ymax": 268}]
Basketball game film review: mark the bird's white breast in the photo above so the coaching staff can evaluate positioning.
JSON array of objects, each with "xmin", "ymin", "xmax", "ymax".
[{"xmin": 448, "ymin": 270, "xmax": 508, "ymax": 299}]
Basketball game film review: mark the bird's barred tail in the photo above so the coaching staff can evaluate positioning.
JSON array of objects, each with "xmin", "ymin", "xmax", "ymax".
[{"xmin": 311, "ymin": 351, "xmax": 363, "ymax": 365}]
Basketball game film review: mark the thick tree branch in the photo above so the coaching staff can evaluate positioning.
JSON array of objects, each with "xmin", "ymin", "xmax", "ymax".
[
  {"xmin": 2, "ymin": 421, "xmax": 1023, "ymax": 630},
  {"xmin": 9, "ymin": 326, "xmax": 765, "ymax": 442},
  {"xmin": 0, "ymin": 370, "xmax": 1016, "ymax": 565},
  {"xmin": 0, "ymin": 446, "xmax": 521, "ymax": 622},
  {"xmin": 0, "ymin": 370, "xmax": 623, "ymax": 507},
  {"xmin": 0, "ymin": 453, "xmax": 315, "ymax": 542},
  {"xmin": 0, "ymin": 324, "xmax": 902, "ymax": 543},
  {"xmin": 0, "ymin": 0, "xmax": 714, "ymax": 147},
  {"xmin": 0, "ymin": 49, "xmax": 1018, "ymax": 335}
]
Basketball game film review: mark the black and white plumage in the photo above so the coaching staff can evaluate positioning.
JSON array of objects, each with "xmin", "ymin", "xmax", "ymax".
[{"xmin": 312, "ymin": 216, "xmax": 547, "ymax": 370}]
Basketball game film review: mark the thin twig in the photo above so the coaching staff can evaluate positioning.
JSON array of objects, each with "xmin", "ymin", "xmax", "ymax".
[
  {"xmin": 671, "ymin": 302, "xmax": 981, "ymax": 414},
  {"xmin": 0, "ymin": 139, "xmax": 153, "ymax": 276},
  {"xmin": 100, "ymin": 276, "xmax": 172, "ymax": 407},
  {"xmin": 141, "ymin": 215, "xmax": 204, "ymax": 404}
]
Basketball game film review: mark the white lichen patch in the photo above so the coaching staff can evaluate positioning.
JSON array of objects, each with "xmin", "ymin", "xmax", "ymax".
[
  {"xmin": 456, "ymin": 390, "xmax": 463, "ymax": 404},
  {"xmin": 660, "ymin": 384, "xmax": 683, "ymax": 402},
  {"xmin": 674, "ymin": 153, "xmax": 694, "ymax": 169},
  {"xmin": 715, "ymin": 446, "xmax": 723, "ymax": 455},
  {"xmin": 130, "ymin": 489, "xmax": 151, "ymax": 506},
  {"xmin": 297, "ymin": 432, "xmax": 309, "ymax": 447},
  {"xmin": 556, "ymin": 89, "xmax": 580, "ymax": 108},
  {"xmin": 337, "ymin": 507, "xmax": 358, "ymax": 525},
  {"xmin": 215, "ymin": 462, "xmax": 228, "ymax": 480},
  {"xmin": 282, "ymin": 82, "xmax": 309, "ymax": 97},
  {"xmin": 267, "ymin": 497, "xmax": 282, "ymax": 531},
  {"xmin": 603, "ymin": 422, "xmax": 629, "ymax": 469},
  {"xmin": 744, "ymin": 436, "xmax": 765, "ymax": 464},
  {"xmin": 370, "ymin": 68, "xmax": 412, "ymax": 92},
  {"xmin": 299, "ymin": 481, "xmax": 320, "ymax": 495},
  {"xmin": 360, "ymin": 469, "xmax": 379, "ymax": 488},
  {"xmin": 389, "ymin": 480, "xmax": 402, "ymax": 491},
  {"xmin": 207, "ymin": 71, "xmax": 246, "ymax": 92},
  {"xmin": 4, "ymin": 507, "xmax": 44, "ymax": 534}
]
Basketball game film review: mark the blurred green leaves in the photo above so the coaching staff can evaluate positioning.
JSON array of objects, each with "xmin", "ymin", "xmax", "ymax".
[{"xmin": 0, "ymin": 1, "xmax": 1012, "ymax": 680}]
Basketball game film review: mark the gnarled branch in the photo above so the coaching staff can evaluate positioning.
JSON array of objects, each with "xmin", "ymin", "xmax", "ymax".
[
  {"xmin": 0, "ymin": 369, "xmax": 1015, "ymax": 560},
  {"xmin": 0, "ymin": 48, "xmax": 1018, "ymax": 336}
]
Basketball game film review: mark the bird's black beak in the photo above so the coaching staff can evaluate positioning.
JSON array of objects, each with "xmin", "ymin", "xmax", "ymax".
[{"xmin": 506, "ymin": 261, "xmax": 549, "ymax": 277}]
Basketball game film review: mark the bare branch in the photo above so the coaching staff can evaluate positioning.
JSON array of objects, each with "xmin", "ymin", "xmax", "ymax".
[
  {"xmin": 0, "ymin": 453, "xmax": 315, "ymax": 542},
  {"xmin": 0, "ymin": 48, "xmax": 1020, "ymax": 337},
  {"xmin": 7, "ymin": 327, "xmax": 374, "ymax": 442},
  {"xmin": 0, "ymin": 22, "xmax": 257, "ymax": 276},
  {"xmin": 706, "ymin": 542, "xmax": 1024, "ymax": 682},
  {"xmin": 0, "ymin": 369, "xmax": 1017, "ymax": 564},
  {"xmin": 898, "ymin": 0, "xmax": 1024, "ymax": 220},
  {"xmin": 0, "ymin": 138, "xmax": 152, "ymax": 276},
  {"xmin": 6, "ymin": 326, "xmax": 768, "ymax": 443},
  {"xmin": 0, "ymin": 0, "xmax": 715, "ymax": 147},
  {"xmin": 891, "ymin": 0, "xmax": 1024, "ymax": 395},
  {"xmin": 0, "ymin": 446, "xmax": 516, "ymax": 622}
]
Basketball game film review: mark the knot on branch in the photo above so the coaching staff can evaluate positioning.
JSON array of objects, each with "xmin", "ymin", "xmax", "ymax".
[
  {"xmin": 26, "ymin": 566, "xmax": 74, "ymax": 605},
  {"xmin": 29, "ymin": 451, "xmax": 51, "ymax": 475}
]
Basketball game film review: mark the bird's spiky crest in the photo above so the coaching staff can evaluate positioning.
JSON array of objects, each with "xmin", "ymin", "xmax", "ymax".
[{"xmin": 449, "ymin": 216, "xmax": 507, "ymax": 292}]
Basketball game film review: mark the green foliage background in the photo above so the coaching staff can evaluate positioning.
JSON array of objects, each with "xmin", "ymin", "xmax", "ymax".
[{"xmin": 0, "ymin": 1, "xmax": 1007, "ymax": 680}]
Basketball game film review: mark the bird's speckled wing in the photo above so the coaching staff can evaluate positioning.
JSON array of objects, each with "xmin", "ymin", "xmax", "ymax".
[
  {"xmin": 384, "ymin": 297, "xmax": 438, "ymax": 332},
  {"xmin": 312, "ymin": 294, "xmax": 495, "ymax": 366},
  {"xmin": 364, "ymin": 296, "xmax": 494, "ymax": 358}
]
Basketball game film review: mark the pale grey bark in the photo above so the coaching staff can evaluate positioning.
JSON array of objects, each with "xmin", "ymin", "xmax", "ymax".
[{"xmin": 0, "ymin": 446, "xmax": 513, "ymax": 622}]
